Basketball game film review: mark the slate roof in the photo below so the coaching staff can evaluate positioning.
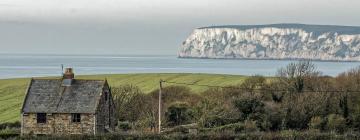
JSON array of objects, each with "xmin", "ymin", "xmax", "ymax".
[{"xmin": 22, "ymin": 79, "xmax": 106, "ymax": 113}]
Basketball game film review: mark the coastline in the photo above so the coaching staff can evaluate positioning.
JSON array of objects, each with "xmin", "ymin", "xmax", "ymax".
[{"xmin": 177, "ymin": 56, "xmax": 360, "ymax": 63}]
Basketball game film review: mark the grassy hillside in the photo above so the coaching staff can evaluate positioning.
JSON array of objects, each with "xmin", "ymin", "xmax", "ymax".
[{"xmin": 0, "ymin": 73, "xmax": 247, "ymax": 123}]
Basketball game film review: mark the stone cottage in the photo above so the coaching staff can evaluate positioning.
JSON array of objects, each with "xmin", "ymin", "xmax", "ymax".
[{"xmin": 21, "ymin": 68, "xmax": 117, "ymax": 135}]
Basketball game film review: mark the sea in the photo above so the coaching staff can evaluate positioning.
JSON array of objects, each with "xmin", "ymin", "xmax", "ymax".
[{"xmin": 1, "ymin": 54, "xmax": 360, "ymax": 79}]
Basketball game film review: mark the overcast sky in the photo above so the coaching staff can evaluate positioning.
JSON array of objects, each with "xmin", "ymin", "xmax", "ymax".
[{"xmin": 1, "ymin": 0, "xmax": 360, "ymax": 55}]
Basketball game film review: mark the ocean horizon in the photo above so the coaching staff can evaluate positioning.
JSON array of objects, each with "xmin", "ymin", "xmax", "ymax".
[{"xmin": 0, "ymin": 53, "xmax": 360, "ymax": 79}]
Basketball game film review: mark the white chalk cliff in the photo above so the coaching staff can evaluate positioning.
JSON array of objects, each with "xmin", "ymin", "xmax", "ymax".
[{"xmin": 178, "ymin": 24, "xmax": 360, "ymax": 61}]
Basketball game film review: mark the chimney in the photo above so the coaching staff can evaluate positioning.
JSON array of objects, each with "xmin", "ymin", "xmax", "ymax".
[
  {"xmin": 62, "ymin": 68, "xmax": 74, "ymax": 86},
  {"xmin": 63, "ymin": 68, "xmax": 74, "ymax": 79}
]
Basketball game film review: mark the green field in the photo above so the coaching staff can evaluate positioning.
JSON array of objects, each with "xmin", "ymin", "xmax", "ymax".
[{"xmin": 0, "ymin": 73, "xmax": 247, "ymax": 123}]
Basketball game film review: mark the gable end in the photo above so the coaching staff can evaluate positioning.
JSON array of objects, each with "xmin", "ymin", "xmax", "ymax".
[{"xmin": 21, "ymin": 78, "xmax": 33, "ymax": 113}]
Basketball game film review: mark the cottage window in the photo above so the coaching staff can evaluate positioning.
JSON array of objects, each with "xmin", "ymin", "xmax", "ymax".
[
  {"xmin": 36, "ymin": 113, "xmax": 46, "ymax": 124},
  {"xmin": 71, "ymin": 113, "xmax": 81, "ymax": 123}
]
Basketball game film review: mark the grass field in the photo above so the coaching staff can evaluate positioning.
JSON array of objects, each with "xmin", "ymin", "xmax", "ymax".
[{"xmin": 0, "ymin": 73, "xmax": 247, "ymax": 123}]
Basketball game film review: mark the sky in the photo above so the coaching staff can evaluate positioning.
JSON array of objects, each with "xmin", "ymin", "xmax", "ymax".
[{"xmin": 0, "ymin": 0, "xmax": 360, "ymax": 55}]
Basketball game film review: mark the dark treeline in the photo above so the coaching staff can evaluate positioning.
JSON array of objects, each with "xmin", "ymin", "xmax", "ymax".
[{"xmin": 111, "ymin": 61, "xmax": 360, "ymax": 134}]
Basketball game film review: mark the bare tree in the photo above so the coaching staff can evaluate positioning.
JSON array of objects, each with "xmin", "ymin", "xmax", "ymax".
[
  {"xmin": 111, "ymin": 85, "xmax": 144, "ymax": 121},
  {"xmin": 277, "ymin": 60, "xmax": 321, "ymax": 93}
]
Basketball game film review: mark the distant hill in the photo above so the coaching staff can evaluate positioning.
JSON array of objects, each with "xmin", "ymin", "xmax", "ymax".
[
  {"xmin": 179, "ymin": 23, "xmax": 360, "ymax": 61},
  {"xmin": 0, "ymin": 73, "xmax": 246, "ymax": 123}
]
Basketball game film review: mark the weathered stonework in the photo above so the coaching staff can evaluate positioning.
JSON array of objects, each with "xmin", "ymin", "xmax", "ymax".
[{"xmin": 22, "ymin": 113, "xmax": 95, "ymax": 135}]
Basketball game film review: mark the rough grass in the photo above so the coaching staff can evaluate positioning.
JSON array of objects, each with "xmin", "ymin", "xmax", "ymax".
[
  {"xmin": 0, "ymin": 73, "xmax": 247, "ymax": 123},
  {"xmin": 9, "ymin": 131, "xmax": 360, "ymax": 140}
]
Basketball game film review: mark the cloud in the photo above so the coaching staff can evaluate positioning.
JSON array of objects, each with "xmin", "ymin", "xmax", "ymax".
[
  {"xmin": 0, "ymin": 3, "xmax": 20, "ymax": 7},
  {"xmin": 0, "ymin": 0, "xmax": 359, "ymax": 25},
  {"xmin": 0, "ymin": 0, "xmax": 359, "ymax": 55}
]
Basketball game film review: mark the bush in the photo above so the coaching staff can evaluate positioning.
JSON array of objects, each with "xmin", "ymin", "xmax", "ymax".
[
  {"xmin": 351, "ymin": 106, "xmax": 360, "ymax": 131},
  {"xmin": 118, "ymin": 121, "xmax": 132, "ymax": 131},
  {"xmin": 233, "ymin": 97, "xmax": 264, "ymax": 121},
  {"xmin": 0, "ymin": 128, "xmax": 19, "ymax": 139},
  {"xmin": 281, "ymin": 92, "xmax": 338, "ymax": 130},
  {"xmin": 309, "ymin": 116, "xmax": 324, "ymax": 130},
  {"xmin": 0, "ymin": 121, "xmax": 20, "ymax": 129},
  {"xmin": 240, "ymin": 75, "xmax": 267, "ymax": 95},
  {"xmin": 200, "ymin": 115, "xmax": 231, "ymax": 128},
  {"xmin": 258, "ymin": 102, "xmax": 283, "ymax": 131},
  {"xmin": 165, "ymin": 102, "xmax": 195, "ymax": 126},
  {"xmin": 196, "ymin": 88, "xmax": 239, "ymax": 128},
  {"xmin": 326, "ymin": 114, "xmax": 347, "ymax": 133},
  {"xmin": 277, "ymin": 61, "xmax": 321, "ymax": 93},
  {"xmin": 0, "ymin": 122, "xmax": 20, "ymax": 139},
  {"xmin": 112, "ymin": 85, "xmax": 146, "ymax": 122},
  {"xmin": 244, "ymin": 120, "xmax": 259, "ymax": 133}
]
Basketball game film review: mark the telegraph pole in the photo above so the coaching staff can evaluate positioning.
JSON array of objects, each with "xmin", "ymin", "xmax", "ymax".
[{"xmin": 158, "ymin": 79, "xmax": 163, "ymax": 134}]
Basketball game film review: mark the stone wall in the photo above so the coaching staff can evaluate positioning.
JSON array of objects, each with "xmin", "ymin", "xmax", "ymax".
[
  {"xmin": 22, "ymin": 113, "xmax": 95, "ymax": 135},
  {"xmin": 95, "ymin": 85, "xmax": 117, "ymax": 133}
]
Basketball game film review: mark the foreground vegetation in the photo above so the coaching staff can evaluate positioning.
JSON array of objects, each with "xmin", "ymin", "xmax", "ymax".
[
  {"xmin": 2, "ymin": 61, "xmax": 360, "ymax": 139},
  {"xmin": 3, "ymin": 131, "xmax": 360, "ymax": 140},
  {"xmin": 110, "ymin": 61, "xmax": 360, "ymax": 136},
  {"xmin": 0, "ymin": 73, "xmax": 246, "ymax": 123}
]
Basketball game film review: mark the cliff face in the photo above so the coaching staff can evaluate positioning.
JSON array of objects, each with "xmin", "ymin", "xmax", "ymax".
[{"xmin": 178, "ymin": 24, "xmax": 360, "ymax": 61}]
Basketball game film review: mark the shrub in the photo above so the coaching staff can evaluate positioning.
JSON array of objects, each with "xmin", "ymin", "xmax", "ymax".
[
  {"xmin": 244, "ymin": 120, "xmax": 259, "ymax": 133},
  {"xmin": 197, "ymin": 88, "xmax": 240, "ymax": 128},
  {"xmin": 0, "ymin": 128, "xmax": 19, "ymax": 139},
  {"xmin": 165, "ymin": 102, "xmax": 195, "ymax": 126},
  {"xmin": 351, "ymin": 106, "xmax": 360, "ymax": 131},
  {"xmin": 200, "ymin": 115, "xmax": 231, "ymax": 128},
  {"xmin": 111, "ymin": 85, "xmax": 145, "ymax": 122},
  {"xmin": 0, "ymin": 121, "xmax": 20, "ymax": 129},
  {"xmin": 277, "ymin": 61, "xmax": 321, "ymax": 93},
  {"xmin": 260, "ymin": 102, "xmax": 283, "ymax": 131},
  {"xmin": 326, "ymin": 114, "xmax": 347, "ymax": 133},
  {"xmin": 281, "ymin": 92, "xmax": 338, "ymax": 130},
  {"xmin": 240, "ymin": 75, "xmax": 267, "ymax": 96},
  {"xmin": 309, "ymin": 116, "xmax": 324, "ymax": 130},
  {"xmin": 118, "ymin": 121, "xmax": 132, "ymax": 131},
  {"xmin": 233, "ymin": 97, "xmax": 264, "ymax": 121}
]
